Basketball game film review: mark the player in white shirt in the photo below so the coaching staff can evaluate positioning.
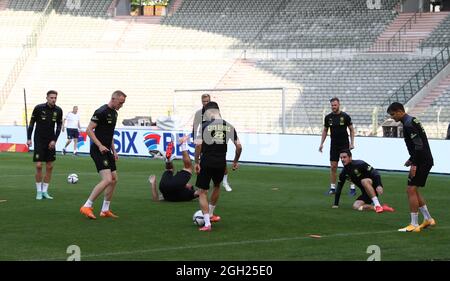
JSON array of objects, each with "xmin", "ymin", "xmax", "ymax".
[{"xmin": 62, "ymin": 106, "xmax": 81, "ymax": 155}]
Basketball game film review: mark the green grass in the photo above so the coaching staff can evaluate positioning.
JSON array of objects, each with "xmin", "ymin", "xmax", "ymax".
[{"xmin": 0, "ymin": 152, "xmax": 449, "ymax": 261}]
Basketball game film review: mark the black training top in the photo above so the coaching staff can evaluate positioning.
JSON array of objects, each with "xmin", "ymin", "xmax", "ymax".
[
  {"xmin": 199, "ymin": 119, "xmax": 238, "ymax": 168},
  {"xmin": 27, "ymin": 103, "xmax": 63, "ymax": 142},
  {"xmin": 401, "ymin": 114, "xmax": 433, "ymax": 166},
  {"xmin": 334, "ymin": 160, "xmax": 382, "ymax": 206},
  {"xmin": 324, "ymin": 112, "xmax": 352, "ymax": 146},
  {"xmin": 90, "ymin": 104, "xmax": 118, "ymax": 149}
]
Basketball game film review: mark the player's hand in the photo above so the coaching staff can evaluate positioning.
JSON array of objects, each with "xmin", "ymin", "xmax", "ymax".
[
  {"xmin": 195, "ymin": 163, "xmax": 201, "ymax": 175},
  {"xmin": 148, "ymin": 175, "xmax": 156, "ymax": 184},
  {"xmin": 410, "ymin": 165, "xmax": 417, "ymax": 177},
  {"xmin": 319, "ymin": 144, "xmax": 323, "ymax": 153},
  {"xmin": 98, "ymin": 144, "xmax": 109, "ymax": 154},
  {"xmin": 332, "ymin": 205, "xmax": 339, "ymax": 209},
  {"xmin": 404, "ymin": 159, "xmax": 412, "ymax": 167},
  {"xmin": 48, "ymin": 141, "xmax": 56, "ymax": 150},
  {"xmin": 232, "ymin": 161, "xmax": 239, "ymax": 171},
  {"xmin": 27, "ymin": 140, "xmax": 32, "ymax": 147},
  {"xmin": 113, "ymin": 151, "xmax": 119, "ymax": 160},
  {"xmin": 376, "ymin": 186, "xmax": 383, "ymax": 195}
]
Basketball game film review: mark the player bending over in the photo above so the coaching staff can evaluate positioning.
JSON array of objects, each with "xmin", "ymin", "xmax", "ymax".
[
  {"xmin": 332, "ymin": 149, "xmax": 394, "ymax": 213},
  {"xmin": 149, "ymin": 135, "xmax": 199, "ymax": 202}
]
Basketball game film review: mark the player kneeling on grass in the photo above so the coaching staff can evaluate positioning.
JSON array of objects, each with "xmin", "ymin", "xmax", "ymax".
[
  {"xmin": 332, "ymin": 149, "xmax": 394, "ymax": 213},
  {"xmin": 149, "ymin": 135, "xmax": 200, "ymax": 202}
]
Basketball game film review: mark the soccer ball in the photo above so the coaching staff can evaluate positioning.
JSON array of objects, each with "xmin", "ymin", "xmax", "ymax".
[
  {"xmin": 67, "ymin": 173, "xmax": 79, "ymax": 184},
  {"xmin": 193, "ymin": 210, "xmax": 205, "ymax": 226}
]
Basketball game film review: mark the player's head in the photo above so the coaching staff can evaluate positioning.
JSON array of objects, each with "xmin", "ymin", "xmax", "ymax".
[
  {"xmin": 46, "ymin": 90, "xmax": 58, "ymax": 107},
  {"xmin": 165, "ymin": 161, "xmax": 174, "ymax": 171},
  {"xmin": 110, "ymin": 90, "xmax": 127, "ymax": 110},
  {"xmin": 387, "ymin": 102, "xmax": 406, "ymax": 122},
  {"xmin": 201, "ymin": 94, "xmax": 211, "ymax": 107},
  {"xmin": 72, "ymin": 106, "xmax": 78, "ymax": 113},
  {"xmin": 329, "ymin": 97, "xmax": 340, "ymax": 113},
  {"xmin": 203, "ymin": 101, "xmax": 220, "ymax": 121},
  {"xmin": 339, "ymin": 149, "xmax": 352, "ymax": 165}
]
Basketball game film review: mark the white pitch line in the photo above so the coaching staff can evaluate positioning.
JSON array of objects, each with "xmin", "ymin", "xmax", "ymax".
[{"xmin": 27, "ymin": 226, "xmax": 449, "ymax": 261}]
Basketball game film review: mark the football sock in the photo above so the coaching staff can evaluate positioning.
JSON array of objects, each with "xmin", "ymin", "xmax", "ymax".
[
  {"xmin": 203, "ymin": 213, "xmax": 211, "ymax": 227},
  {"xmin": 84, "ymin": 199, "xmax": 94, "ymax": 208},
  {"xmin": 42, "ymin": 182, "xmax": 49, "ymax": 193},
  {"xmin": 102, "ymin": 200, "xmax": 111, "ymax": 212},
  {"xmin": 350, "ymin": 184, "xmax": 356, "ymax": 190},
  {"xmin": 411, "ymin": 212, "xmax": 419, "ymax": 226},
  {"xmin": 419, "ymin": 205, "xmax": 432, "ymax": 220},
  {"xmin": 223, "ymin": 174, "xmax": 228, "ymax": 184},
  {"xmin": 330, "ymin": 184, "xmax": 336, "ymax": 190},
  {"xmin": 209, "ymin": 204, "xmax": 216, "ymax": 216},
  {"xmin": 371, "ymin": 196, "xmax": 381, "ymax": 207},
  {"xmin": 36, "ymin": 182, "xmax": 42, "ymax": 192}
]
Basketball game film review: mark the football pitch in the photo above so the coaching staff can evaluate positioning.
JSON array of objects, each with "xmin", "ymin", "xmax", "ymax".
[{"xmin": 1, "ymin": 152, "xmax": 449, "ymax": 261}]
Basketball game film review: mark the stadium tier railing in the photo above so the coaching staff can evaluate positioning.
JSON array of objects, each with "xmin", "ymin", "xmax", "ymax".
[{"xmin": 381, "ymin": 45, "xmax": 450, "ymax": 108}]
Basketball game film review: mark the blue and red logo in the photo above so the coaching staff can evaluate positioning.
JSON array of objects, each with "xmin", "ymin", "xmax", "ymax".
[
  {"xmin": 77, "ymin": 131, "xmax": 88, "ymax": 149},
  {"xmin": 143, "ymin": 132, "xmax": 161, "ymax": 150},
  {"xmin": 143, "ymin": 132, "xmax": 195, "ymax": 158}
]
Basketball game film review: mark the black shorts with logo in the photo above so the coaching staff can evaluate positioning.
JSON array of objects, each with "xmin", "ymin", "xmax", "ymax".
[
  {"xmin": 90, "ymin": 146, "xmax": 116, "ymax": 172},
  {"xmin": 195, "ymin": 164, "xmax": 225, "ymax": 190},
  {"xmin": 330, "ymin": 144, "xmax": 349, "ymax": 162},
  {"xmin": 408, "ymin": 164, "xmax": 432, "ymax": 187},
  {"xmin": 66, "ymin": 128, "xmax": 79, "ymax": 140},
  {"xmin": 33, "ymin": 139, "xmax": 56, "ymax": 162},
  {"xmin": 160, "ymin": 170, "xmax": 195, "ymax": 202}
]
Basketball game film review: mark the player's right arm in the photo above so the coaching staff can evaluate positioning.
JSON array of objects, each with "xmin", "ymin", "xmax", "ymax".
[
  {"xmin": 319, "ymin": 127, "xmax": 328, "ymax": 153},
  {"xmin": 333, "ymin": 171, "xmax": 347, "ymax": 207},
  {"xmin": 86, "ymin": 121, "xmax": 109, "ymax": 154},
  {"xmin": 319, "ymin": 115, "xmax": 329, "ymax": 152},
  {"xmin": 26, "ymin": 106, "xmax": 38, "ymax": 146}
]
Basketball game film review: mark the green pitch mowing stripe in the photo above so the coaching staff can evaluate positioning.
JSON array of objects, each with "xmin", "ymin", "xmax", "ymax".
[{"xmin": 0, "ymin": 152, "xmax": 449, "ymax": 261}]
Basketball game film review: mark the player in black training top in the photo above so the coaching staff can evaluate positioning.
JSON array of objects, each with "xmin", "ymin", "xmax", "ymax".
[
  {"xmin": 319, "ymin": 97, "xmax": 356, "ymax": 196},
  {"xmin": 27, "ymin": 90, "xmax": 63, "ymax": 200},
  {"xmin": 193, "ymin": 93, "xmax": 233, "ymax": 192},
  {"xmin": 149, "ymin": 135, "xmax": 200, "ymax": 202},
  {"xmin": 332, "ymin": 150, "xmax": 394, "ymax": 213},
  {"xmin": 194, "ymin": 102, "xmax": 242, "ymax": 232},
  {"xmin": 387, "ymin": 102, "xmax": 435, "ymax": 232},
  {"xmin": 79, "ymin": 91, "xmax": 126, "ymax": 220}
]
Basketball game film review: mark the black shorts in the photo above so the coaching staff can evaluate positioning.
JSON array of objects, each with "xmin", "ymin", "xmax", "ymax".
[
  {"xmin": 356, "ymin": 184, "xmax": 379, "ymax": 205},
  {"xmin": 90, "ymin": 146, "xmax": 116, "ymax": 172},
  {"xmin": 330, "ymin": 144, "xmax": 349, "ymax": 162},
  {"xmin": 408, "ymin": 164, "xmax": 432, "ymax": 187},
  {"xmin": 356, "ymin": 193, "xmax": 373, "ymax": 205},
  {"xmin": 195, "ymin": 164, "xmax": 225, "ymax": 190},
  {"xmin": 33, "ymin": 140, "xmax": 56, "ymax": 162},
  {"xmin": 66, "ymin": 128, "xmax": 79, "ymax": 140},
  {"xmin": 160, "ymin": 170, "xmax": 195, "ymax": 202}
]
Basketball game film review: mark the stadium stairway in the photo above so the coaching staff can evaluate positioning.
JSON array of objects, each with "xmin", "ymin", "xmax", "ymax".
[
  {"xmin": 370, "ymin": 11, "xmax": 450, "ymax": 52},
  {"xmin": 168, "ymin": 0, "xmax": 183, "ymax": 16},
  {"xmin": 0, "ymin": 0, "xmax": 7, "ymax": 11},
  {"xmin": 409, "ymin": 73, "xmax": 450, "ymax": 116}
]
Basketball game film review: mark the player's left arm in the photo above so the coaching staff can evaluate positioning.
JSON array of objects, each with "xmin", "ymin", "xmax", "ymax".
[
  {"xmin": 54, "ymin": 108, "xmax": 63, "ymax": 141},
  {"xmin": 347, "ymin": 114, "xmax": 355, "ymax": 149},
  {"xmin": 194, "ymin": 143, "xmax": 202, "ymax": 174},
  {"xmin": 111, "ymin": 138, "xmax": 118, "ymax": 160},
  {"xmin": 232, "ymin": 128, "xmax": 241, "ymax": 170},
  {"xmin": 50, "ymin": 108, "xmax": 63, "ymax": 150}
]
